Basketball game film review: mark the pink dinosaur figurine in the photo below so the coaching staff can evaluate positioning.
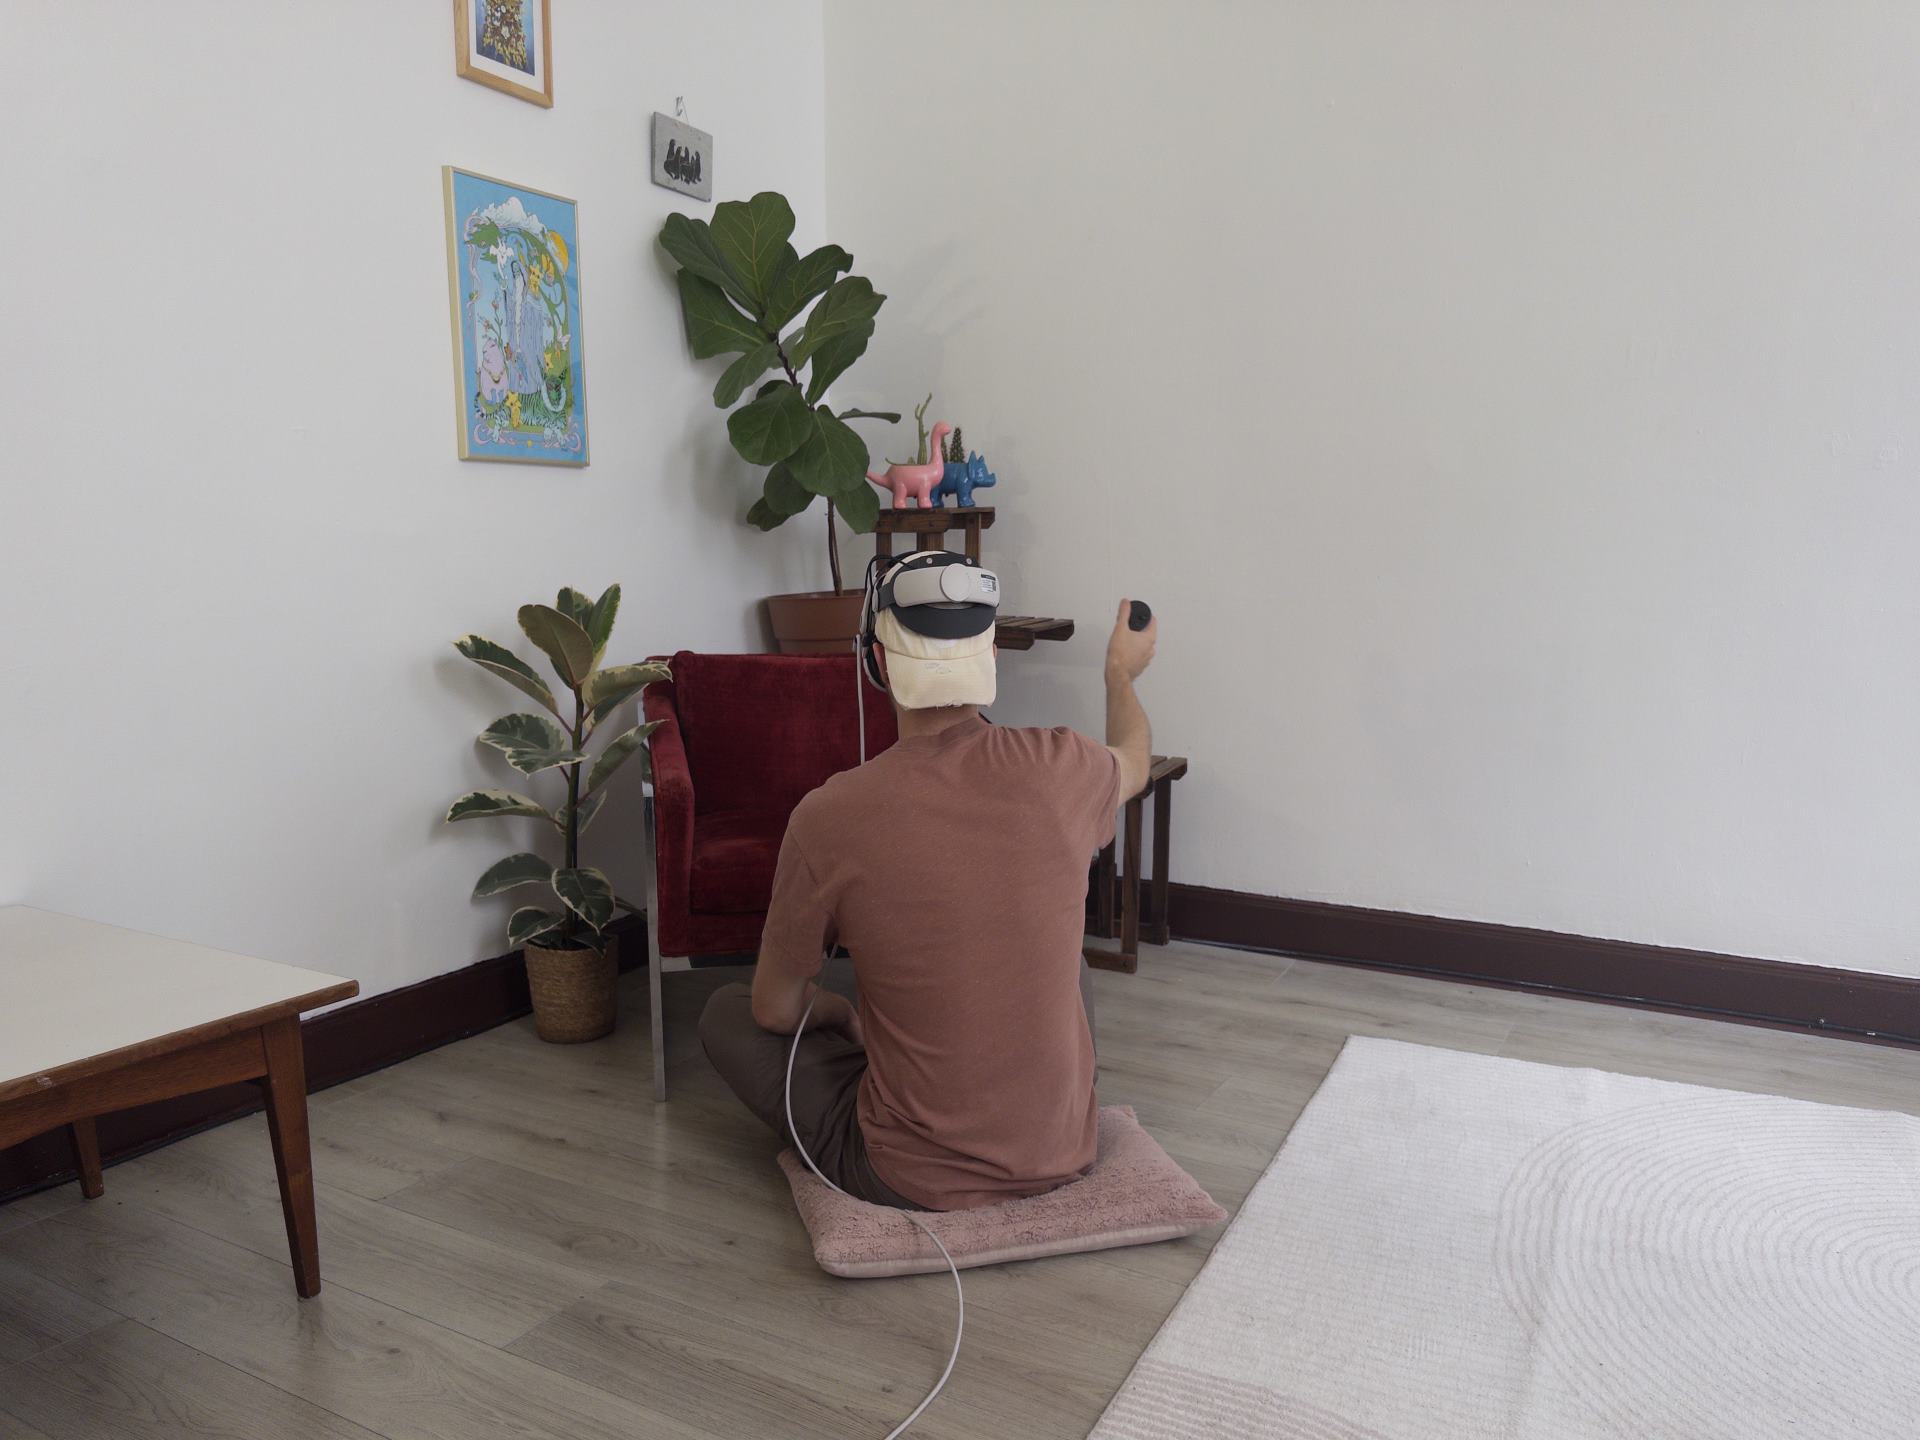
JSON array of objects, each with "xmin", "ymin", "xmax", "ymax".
[{"xmin": 866, "ymin": 421, "xmax": 952, "ymax": 508}]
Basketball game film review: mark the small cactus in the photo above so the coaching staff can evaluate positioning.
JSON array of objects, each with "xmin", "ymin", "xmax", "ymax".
[{"xmin": 945, "ymin": 427, "xmax": 965, "ymax": 464}]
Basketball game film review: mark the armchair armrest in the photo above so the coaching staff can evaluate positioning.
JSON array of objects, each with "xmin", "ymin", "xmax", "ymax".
[{"xmin": 643, "ymin": 678, "xmax": 696, "ymax": 956}]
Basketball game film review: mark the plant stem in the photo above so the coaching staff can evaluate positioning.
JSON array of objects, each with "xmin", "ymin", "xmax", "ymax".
[
  {"xmin": 563, "ymin": 687, "xmax": 582, "ymax": 944},
  {"xmin": 827, "ymin": 501, "xmax": 843, "ymax": 594}
]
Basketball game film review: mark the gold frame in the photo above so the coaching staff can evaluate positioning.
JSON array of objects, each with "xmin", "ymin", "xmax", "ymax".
[
  {"xmin": 453, "ymin": 0, "xmax": 553, "ymax": 109},
  {"xmin": 442, "ymin": 166, "xmax": 589, "ymax": 466}
]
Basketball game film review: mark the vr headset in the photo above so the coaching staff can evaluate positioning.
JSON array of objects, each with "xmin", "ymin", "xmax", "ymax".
[{"xmin": 857, "ymin": 550, "xmax": 1002, "ymax": 691}]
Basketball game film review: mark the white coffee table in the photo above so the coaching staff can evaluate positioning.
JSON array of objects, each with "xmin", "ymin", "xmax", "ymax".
[{"xmin": 0, "ymin": 906, "xmax": 358, "ymax": 1296}]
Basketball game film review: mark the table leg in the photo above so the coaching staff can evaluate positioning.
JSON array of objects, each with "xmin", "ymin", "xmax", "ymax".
[
  {"xmin": 1120, "ymin": 797, "xmax": 1143, "ymax": 963},
  {"xmin": 68, "ymin": 1118, "xmax": 104, "ymax": 1199},
  {"xmin": 1093, "ymin": 840, "xmax": 1117, "ymax": 938},
  {"xmin": 1147, "ymin": 775, "xmax": 1173, "ymax": 945},
  {"xmin": 259, "ymin": 1016, "xmax": 321, "ymax": 1298}
]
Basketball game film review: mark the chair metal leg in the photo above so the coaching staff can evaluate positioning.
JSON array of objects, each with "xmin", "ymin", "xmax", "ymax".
[{"xmin": 644, "ymin": 792, "xmax": 668, "ymax": 1102}]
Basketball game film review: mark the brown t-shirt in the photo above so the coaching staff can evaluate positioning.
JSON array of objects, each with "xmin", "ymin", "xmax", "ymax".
[{"xmin": 760, "ymin": 715, "xmax": 1122, "ymax": 1210}]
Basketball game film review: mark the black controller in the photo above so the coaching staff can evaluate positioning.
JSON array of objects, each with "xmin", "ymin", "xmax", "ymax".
[{"xmin": 1128, "ymin": 600, "xmax": 1152, "ymax": 632}]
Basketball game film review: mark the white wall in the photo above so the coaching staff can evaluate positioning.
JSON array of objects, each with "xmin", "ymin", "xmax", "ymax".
[
  {"xmin": 825, "ymin": 2, "xmax": 1920, "ymax": 975},
  {"xmin": 1, "ymin": 1, "xmax": 835, "ymax": 1000}
]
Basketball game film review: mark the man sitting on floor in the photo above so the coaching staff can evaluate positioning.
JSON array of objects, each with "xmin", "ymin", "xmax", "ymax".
[{"xmin": 699, "ymin": 556, "xmax": 1157, "ymax": 1211}]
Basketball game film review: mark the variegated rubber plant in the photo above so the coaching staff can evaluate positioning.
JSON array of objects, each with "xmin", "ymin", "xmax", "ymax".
[{"xmin": 445, "ymin": 585, "xmax": 669, "ymax": 954}]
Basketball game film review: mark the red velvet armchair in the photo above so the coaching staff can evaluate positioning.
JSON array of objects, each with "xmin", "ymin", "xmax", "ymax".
[{"xmin": 641, "ymin": 652, "xmax": 895, "ymax": 1098}]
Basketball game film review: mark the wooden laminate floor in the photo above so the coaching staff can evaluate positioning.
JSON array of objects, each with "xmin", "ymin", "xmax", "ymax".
[{"xmin": 3, "ymin": 944, "xmax": 1918, "ymax": 1439}]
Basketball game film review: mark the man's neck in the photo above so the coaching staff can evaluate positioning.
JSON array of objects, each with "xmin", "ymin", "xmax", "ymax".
[{"xmin": 893, "ymin": 704, "xmax": 982, "ymax": 742}]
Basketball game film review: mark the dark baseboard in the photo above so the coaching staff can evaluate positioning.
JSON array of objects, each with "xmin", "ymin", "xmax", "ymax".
[
  {"xmin": 1166, "ymin": 883, "xmax": 1920, "ymax": 1047},
  {"xmin": 0, "ymin": 917, "xmax": 648, "ymax": 1204}
]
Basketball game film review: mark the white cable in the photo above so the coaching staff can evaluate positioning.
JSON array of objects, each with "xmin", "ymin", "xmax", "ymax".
[{"xmin": 785, "ymin": 989, "xmax": 964, "ymax": 1439}]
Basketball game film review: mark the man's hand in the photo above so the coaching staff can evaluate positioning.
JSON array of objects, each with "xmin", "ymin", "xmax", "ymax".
[
  {"xmin": 805, "ymin": 986, "xmax": 864, "ymax": 1046},
  {"xmin": 1106, "ymin": 597, "xmax": 1157, "ymax": 682},
  {"xmin": 1104, "ymin": 598, "xmax": 1155, "ymax": 801}
]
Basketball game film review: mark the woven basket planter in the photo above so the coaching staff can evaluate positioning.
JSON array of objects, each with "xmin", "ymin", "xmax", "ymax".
[{"xmin": 525, "ymin": 937, "xmax": 618, "ymax": 1043}]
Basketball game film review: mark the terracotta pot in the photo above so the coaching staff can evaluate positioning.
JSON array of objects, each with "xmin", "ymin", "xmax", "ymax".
[
  {"xmin": 766, "ymin": 589, "xmax": 864, "ymax": 655},
  {"xmin": 525, "ymin": 937, "xmax": 617, "ymax": 1043}
]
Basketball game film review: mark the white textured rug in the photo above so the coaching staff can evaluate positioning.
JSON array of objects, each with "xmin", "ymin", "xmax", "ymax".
[{"xmin": 1092, "ymin": 1036, "xmax": 1920, "ymax": 1440}]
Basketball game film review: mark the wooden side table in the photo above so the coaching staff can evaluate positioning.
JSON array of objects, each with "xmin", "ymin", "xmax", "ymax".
[
  {"xmin": 1085, "ymin": 755, "xmax": 1189, "ymax": 974},
  {"xmin": 0, "ymin": 908, "xmax": 357, "ymax": 1297}
]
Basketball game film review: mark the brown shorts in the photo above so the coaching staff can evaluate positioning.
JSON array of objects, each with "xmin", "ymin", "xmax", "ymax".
[{"xmin": 697, "ymin": 964, "xmax": 1098, "ymax": 1212}]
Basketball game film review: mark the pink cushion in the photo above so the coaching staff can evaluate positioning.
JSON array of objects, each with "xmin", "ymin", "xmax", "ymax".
[{"xmin": 779, "ymin": 1106, "xmax": 1228, "ymax": 1279}]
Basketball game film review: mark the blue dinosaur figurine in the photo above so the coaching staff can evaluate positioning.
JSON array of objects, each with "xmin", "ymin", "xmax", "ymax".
[{"xmin": 932, "ymin": 451, "xmax": 997, "ymax": 508}]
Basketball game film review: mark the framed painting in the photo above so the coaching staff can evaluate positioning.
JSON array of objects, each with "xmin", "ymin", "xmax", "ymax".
[
  {"xmin": 454, "ymin": 0, "xmax": 553, "ymax": 108},
  {"xmin": 442, "ymin": 167, "xmax": 588, "ymax": 466}
]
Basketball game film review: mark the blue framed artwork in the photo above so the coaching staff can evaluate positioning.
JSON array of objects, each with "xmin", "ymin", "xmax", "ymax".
[{"xmin": 442, "ymin": 167, "xmax": 589, "ymax": 466}]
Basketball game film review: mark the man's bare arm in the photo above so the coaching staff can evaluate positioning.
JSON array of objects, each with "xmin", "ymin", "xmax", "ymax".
[{"xmin": 1105, "ymin": 597, "xmax": 1156, "ymax": 801}]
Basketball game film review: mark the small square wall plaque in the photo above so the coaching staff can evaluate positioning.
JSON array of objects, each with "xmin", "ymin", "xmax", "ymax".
[{"xmin": 651, "ymin": 112, "xmax": 712, "ymax": 202}]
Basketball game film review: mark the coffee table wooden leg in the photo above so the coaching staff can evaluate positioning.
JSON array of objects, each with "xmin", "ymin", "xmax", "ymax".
[
  {"xmin": 259, "ymin": 1016, "xmax": 321, "ymax": 1298},
  {"xmin": 68, "ymin": 1118, "xmax": 104, "ymax": 1199}
]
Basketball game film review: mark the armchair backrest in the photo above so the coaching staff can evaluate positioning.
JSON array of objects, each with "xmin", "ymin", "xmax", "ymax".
[{"xmin": 661, "ymin": 651, "xmax": 897, "ymax": 815}]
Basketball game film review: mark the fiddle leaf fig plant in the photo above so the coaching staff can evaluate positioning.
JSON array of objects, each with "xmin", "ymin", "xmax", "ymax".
[
  {"xmin": 660, "ymin": 191, "xmax": 900, "ymax": 593},
  {"xmin": 445, "ymin": 584, "xmax": 668, "ymax": 954}
]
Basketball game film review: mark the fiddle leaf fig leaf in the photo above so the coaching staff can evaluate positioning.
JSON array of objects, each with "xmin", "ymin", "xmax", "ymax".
[
  {"xmin": 709, "ymin": 191, "xmax": 795, "ymax": 309},
  {"xmin": 803, "ymin": 329, "xmax": 871, "ymax": 404},
  {"xmin": 585, "ymin": 719, "xmax": 662, "ymax": 795},
  {"xmin": 834, "ymin": 479, "xmax": 880, "ymax": 534},
  {"xmin": 552, "ymin": 866, "xmax": 615, "ymax": 933},
  {"xmin": 746, "ymin": 497, "xmax": 783, "ymax": 530},
  {"xmin": 585, "ymin": 584, "xmax": 620, "ymax": 666},
  {"xmin": 517, "ymin": 604, "xmax": 596, "ymax": 689},
  {"xmin": 676, "ymin": 271, "xmax": 767, "ymax": 358},
  {"xmin": 765, "ymin": 244, "xmax": 853, "ymax": 331},
  {"xmin": 764, "ymin": 461, "xmax": 813, "ymax": 514},
  {"xmin": 658, "ymin": 212, "xmax": 756, "ymax": 309},
  {"xmin": 713, "ymin": 342, "xmax": 779, "ymax": 409},
  {"xmin": 472, "ymin": 852, "xmax": 553, "ymax": 899},
  {"xmin": 788, "ymin": 276, "xmax": 883, "ymax": 370},
  {"xmin": 727, "ymin": 382, "xmax": 813, "ymax": 465},
  {"xmin": 787, "ymin": 409, "xmax": 869, "ymax": 496},
  {"xmin": 507, "ymin": 905, "xmax": 566, "ymax": 947},
  {"xmin": 446, "ymin": 790, "xmax": 556, "ymax": 825},
  {"xmin": 478, "ymin": 712, "xmax": 585, "ymax": 775},
  {"xmin": 454, "ymin": 636, "xmax": 558, "ymax": 716}
]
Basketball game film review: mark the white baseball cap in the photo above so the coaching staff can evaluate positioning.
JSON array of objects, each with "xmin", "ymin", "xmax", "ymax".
[{"xmin": 875, "ymin": 607, "xmax": 997, "ymax": 709}]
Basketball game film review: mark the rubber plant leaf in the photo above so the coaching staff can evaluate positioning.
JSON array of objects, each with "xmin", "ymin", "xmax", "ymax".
[
  {"xmin": 517, "ymin": 604, "xmax": 596, "ymax": 690},
  {"xmin": 472, "ymin": 852, "xmax": 554, "ymax": 899},
  {"xmin": 507, "ymin": 906, "xmax": 566, "ymax": 947},
  {"xmin": 552, "ymin": 866, "xmax": 615, "ymax": 933},
  {"xmin": 585, "ymin": 584, "xmax": 620, "ymax": 667},
  {"xmin": 478, "ymin": 712, "xmax": 586, "ymax": 775},
  {"xmin": 586, "ymin": 720, "xmax": 663, "ymax": 795},
  {"xmin": 446, "ymin": 790, "xmax": 556, "ymax": 824},
  {"xmin": 454, "ymin": 635, "xmax": 558, "ymax": 715}
]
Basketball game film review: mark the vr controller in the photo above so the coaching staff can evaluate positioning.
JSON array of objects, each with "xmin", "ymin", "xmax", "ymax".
[{"xmin": 1128, "ymin": 600, "xmax": 1152, "ymax": 632}]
